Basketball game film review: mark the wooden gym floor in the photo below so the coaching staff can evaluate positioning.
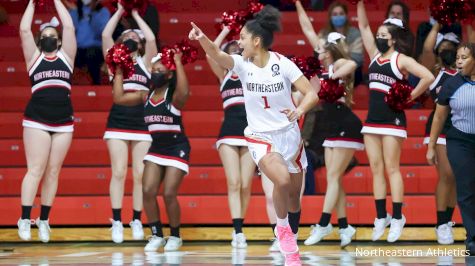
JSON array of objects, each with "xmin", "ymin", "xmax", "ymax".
[
  {"xmin": 0, "ymin": 242, "xmax": 473, "ymax": 265},
  {"xmin": 1, "ymin": 227, "xmax": 474, "ymax": 265}
]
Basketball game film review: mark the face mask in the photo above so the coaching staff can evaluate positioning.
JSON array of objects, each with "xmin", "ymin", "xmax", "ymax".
[
  {"xmin": 151, "ymin": 72, "xmax": 169, "ymax": 88},
  {"xmin": 331, "ymin": 15, "xmax": 347, "ymax": 28},
  {"xmin": 439, "ymin": 49, "xmax": 457, "ymax": 66},
  {"xmin": 82, "ymin": 0, "xmax": 92, "ymax": 5},
  {"xmin": 40, "ymin": 36, "xmax": 58, "ymax": 53},
  {"xmin": 375, "ymin": 38, "xmax": 391, "ymax": 54},
  {"xmin": 123, "ymin": 39, "xmax": 138, "ymax": 52}
]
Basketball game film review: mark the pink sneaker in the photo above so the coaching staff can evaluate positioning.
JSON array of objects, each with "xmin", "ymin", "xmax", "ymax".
[
  {"xmin": 285, "ymin": 252, "xmax": 302, "ymax": 266},
  {"xmin": 275, "ymin": 225, "xmax": 299, "ymax": 254}
]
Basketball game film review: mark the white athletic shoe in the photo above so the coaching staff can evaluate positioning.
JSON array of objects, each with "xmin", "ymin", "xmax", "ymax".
[
  {"xmin": 269, "ymin": 238, "xmax": 280, "ymax": 252},
  {"xmin": 17, "ymin": 218, "xmax": 34, "ymax": 241},
  {"xmin": 339, "ymin": 225, "xmax": 356, "ymax": 247},
  {"xmin": 304, "ymin": 224, "xmax": 333, "ymax": 245},
  {"xmin": 231, "ymin": 248, "xmax": 247, "ymax": 264},
  {"xmin": 164, "ymin": 236, "xmax": 183, "ymax": 251},
  {"xmin": 110, "ymin": 219, "xmax": 124, "ymax": 243},
  {"xmin": 436, "ymin": 222, "xmax": 455, "ymax": 245},
  {"xmin": 231, "ymin": 231, "xmax": 248, "ymax": 248},
  {"xmin": 144, "ymin": 235, "xmax": 166, "ymax": 252},
  {"xmin": 129, "ymin": 220, "xmax": 144, "ymax": 240},
  {"xmin": 372, "ymin": 214, "xmax": 391, "ymax": 241},
  {"xmin": 36, "ymin": 218, "xmax": 51, "ymax": 243},
  {"xmin": 387, "ymin": 215, "xmax": 406, "ymax": 242}
]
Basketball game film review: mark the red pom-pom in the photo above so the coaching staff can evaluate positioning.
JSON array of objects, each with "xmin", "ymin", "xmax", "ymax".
[
  {"xmin": 112, "ymin": 0, "xmax": 148, "ymax": 17},
  {"xmin": 106, "ymin": 43, "xmax": 135, "ymax": 79},
  {"xmin": 384, "ymin": 81, "xmax": 414, "ymax": 111},
  {"xmin": 430, "ymin": 0, "xmax": 474, "ymax": 25},
  {"xmin": 216, "ymin": 0, "xmax": 264, "ymax": 40},
  {"xmin": 216, "ymin": 10, "xmax": 247, "ymax": 39},
  {"xmin": 247, "ymin": 0, "xmax": 264, "ymax": 15},
  {"xmin": 318, "ymin": 79, "xmax": 346, "ymax": 103},
  {"xmin": 160, "ymin": 40, "xmax": 198, "ymax": 70},
  {"xmin": 289, "ymin": 55, "xmax": 322, "ymax": 80},
  {"xmin": 176, "ymin": 40, "xmax": 199, "ymax": 66}
]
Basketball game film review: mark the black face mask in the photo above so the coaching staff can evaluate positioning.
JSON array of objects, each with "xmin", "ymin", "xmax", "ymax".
[
  {"xmin": 40, "ymin": 37, "xmax": 58, "ymax": 53},
  {"xmin": 123, "ymin": 39, "xmax": 138, "ymax": 52},
  {"xmin": 375, "ymin": 38, "xmax": 391, "ymax": 54},
  {"xmin": 439, "ymin": 49, "xmax": 457, "ymax": 66},
  {"xmin": 151, "ymin": 72, "xmax": 169, "ymax": 88}
]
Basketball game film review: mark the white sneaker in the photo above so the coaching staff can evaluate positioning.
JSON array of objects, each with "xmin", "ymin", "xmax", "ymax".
[
  {"xmin": 269, "ymin": 238, "xmax": 280, "ymax": 252},
  {"xmin": 387, "ymin": 215, "xmax": 406, "ymax": 242},
  {"xmin": 231, "ymin": 231, "xmax": 248, "ymax": 248},
  {"xmin": 129, "ymin": 220, "xmax": 144, "ymax": 240},
  {"xmin": 164, "ymin": 236, "xmax": 183, "ymax": 251},
  {"xmin": 304, "ymin": 224, "xmax": 333, "ymax": 245},
  {"xmin": 36, "ymin": 218, "xmax": 51, "ymax": 243},
  {"xmin": 372, "ymin": 214, "xmax": 391, "ymax": 241},
  {"xmin": 17, "ymin": 218, "xmax": 34, "ymax": 241},
  {"xmin": 144, "ymin": 235, "xmax": 166, "ymax": 252},
  {"xmin": 339, "ymin": 225, "xmax": 356, "ymax": 247},
  {"xmin": 436, "ymin": 222, "xmax": 455, "ymax": 245},
  {"xmin": 231, "ymin": 248, "xmax": 246, "ymax": 264},
  {"xmin": 110, "ymin": 219, "xmax": 124, "ymax": 243}
]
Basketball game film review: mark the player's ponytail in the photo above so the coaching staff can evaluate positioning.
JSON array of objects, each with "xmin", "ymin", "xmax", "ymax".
[{"xmin": 244, "ymin": 5, "xmax": 282, "ymax": 49}]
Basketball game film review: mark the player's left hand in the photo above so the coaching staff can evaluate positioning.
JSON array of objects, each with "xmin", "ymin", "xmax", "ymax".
[{"xmin": 280, "ymin": 108, "xmax": 303, "ymax": 122}]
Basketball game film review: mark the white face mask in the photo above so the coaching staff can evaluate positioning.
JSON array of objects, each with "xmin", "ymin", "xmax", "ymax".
[{"xmin": 82, "ymin": 0, "xmax": 92, "ymax": 5}]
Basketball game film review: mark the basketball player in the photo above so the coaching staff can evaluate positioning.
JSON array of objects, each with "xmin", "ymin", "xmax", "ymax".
[{"xmin": 189, "ymin": 5, "xmax": 318, "ymax": 265}]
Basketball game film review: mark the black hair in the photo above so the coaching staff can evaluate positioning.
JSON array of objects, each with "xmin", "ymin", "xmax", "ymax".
[
  {"xmin": 165, "ymin": 71, "xmax": 177, "ymax": 104},
  {"xmin": 435, "ymin": 40, "xmax": 458, "ymax": 55},
  {"xmin": 385, "ymin": 0, "xmax": 410, "ymax": 27},
  {"xmin": 244, "ymin": 5, "xmax": 282, "ymax": 49},
  {"xmin": 383, "ymin": 22, "xmax": 413, "ymax": 56},
  {"xmin": 458, "ymin": 42, "xmax": 475, "ymax": 59},
  {"xmin": 35, "ymin": 26, "xmax": 62, "ymax": 50}
]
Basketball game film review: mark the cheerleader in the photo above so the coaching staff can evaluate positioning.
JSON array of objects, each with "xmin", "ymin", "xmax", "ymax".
[
  {"xmin": 357, "ymin": 0, "xmax": 434, "ymax": 242},
  {"xmin": 205, "ymin": 26, "xmax": 256, "ymax": 248},
  {"xmin": 189, "ymin": 5, "xmax": 318, "ymax": 265},
  {"xmin": 17, "ymin": 0, "xmax": 76, "ymax": 242},
  {"xmin": 420, "ymin": 22, "xmax": 459, "ymax": 245},
  {"xmin": 303, "ymin": 33, "xmax": 363, "ymax": 247},
  {"xmin": 102, "ymin": 5, "xmax": 157, "ymax": 243},
  {"xmin": 112, "ymin": 50, "xmax": 190, "ymax": 252}
]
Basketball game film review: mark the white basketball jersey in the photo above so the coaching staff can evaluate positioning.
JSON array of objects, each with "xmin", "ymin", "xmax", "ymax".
[{"xmin": 231, "ymin": 52, "xmax": 303, "ymax": 132}]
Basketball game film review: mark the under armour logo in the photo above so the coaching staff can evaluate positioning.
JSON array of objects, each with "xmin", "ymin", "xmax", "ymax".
[
  {"xmin": 340, "ymin": 131, "xmax": 346, "ymax": 136},
  {"xmin": 180, "ymin": 150, "xmax": 185, "ymax": 158},
  {"xmin": 395, "ymin": 118, "xmax": 401, "ymax": 126}
]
